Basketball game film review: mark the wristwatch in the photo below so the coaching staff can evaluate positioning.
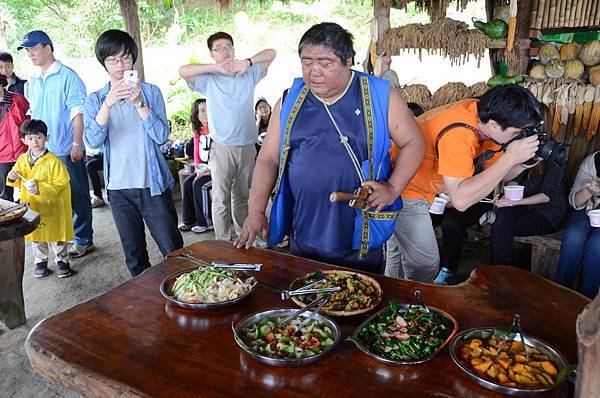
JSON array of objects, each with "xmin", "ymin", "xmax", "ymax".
[{"xmin": 134, "ymin": 100, "xmax": 146, "ymax": 110}]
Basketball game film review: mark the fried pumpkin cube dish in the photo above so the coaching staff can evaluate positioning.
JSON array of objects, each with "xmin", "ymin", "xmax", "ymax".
[{"xmin": 459, "ymin": 335, "xmax": 559, "ymax": 389}]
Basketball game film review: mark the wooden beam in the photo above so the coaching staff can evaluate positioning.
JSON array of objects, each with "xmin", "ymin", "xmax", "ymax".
[{"xmin": 118, "ymin": 0, "xmax": 145, "ymax": 81}]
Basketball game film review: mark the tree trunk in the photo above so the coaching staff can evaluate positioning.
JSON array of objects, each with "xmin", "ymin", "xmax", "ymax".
[
  {"xmin": 575, "ymin": 291, "xmax": 600, "ymax": 398},
  {"xmin": 118, "ymin": 0, "xmax": 145, "ymax": 81}
]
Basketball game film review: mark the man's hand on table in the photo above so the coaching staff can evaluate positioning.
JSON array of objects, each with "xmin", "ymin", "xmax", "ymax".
[
  {"xmin": 361, "ymin": 180, "xmax": 399, "ymax": 212},
  {"xmin": 235, "ymin": 211, "xmax": 269, "ymax": 249}
]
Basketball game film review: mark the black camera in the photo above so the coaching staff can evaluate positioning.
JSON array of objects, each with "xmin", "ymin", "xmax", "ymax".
[{"xmin": 508, "ymin": 122, "xmax": 567, "ymax": 167}]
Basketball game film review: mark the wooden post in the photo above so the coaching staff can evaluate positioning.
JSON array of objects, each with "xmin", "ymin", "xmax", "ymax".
[
  {"xmin": 0, "ymin": 238, "xmax": 25, "ymax": 329},
  {"xmin": 575, "ymin": 291, "xmax": 600, "ymax": 398},
  {"xmin": 375, "ymin": 0, "xmax": 390, "ymax": 57},
  {"xmin": 118, "ymin": 0, "xmax": 145, "ymax": 81},
  {"xmin": 364, "ymin": 0, "xmax": 390, "ymax": 74},
  {"xmin": 507, "ymin": 0, "xmax": 534, "ymax": 75}
]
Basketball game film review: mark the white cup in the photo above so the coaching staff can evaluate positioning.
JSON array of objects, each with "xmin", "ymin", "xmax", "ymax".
[
  {"xmin": 587, "ymin": 209, "xmax": 600, "ymax": 227},
  {"xmin": 439, "ymin": 193, "xmax": 451, "ymax": 203},
  {"xmin": 504, "ymin": 185, "xmax": 524, "ymax": 201},
  {"xmin": 24, "ymin": 179, "xmax": 36, "ymax": 193},
  {"xmin": 429, "ymin": 197, "xmax": 447, "ymax": 215}
]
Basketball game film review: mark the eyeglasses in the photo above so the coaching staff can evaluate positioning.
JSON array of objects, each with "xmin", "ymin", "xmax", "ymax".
[
  {"xmin": 211, "ymin": 45, "xmax": 234, "ymax": 53},
  {"xmin": 105, "ymin": 54, "xmax": 133, "ymax": 65}
]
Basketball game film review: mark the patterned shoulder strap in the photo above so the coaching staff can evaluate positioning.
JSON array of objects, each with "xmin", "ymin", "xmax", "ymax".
[
  {"xmin": 271, "ymin": 85, "xmax": 310, "ymax": 197},
  {"xmin": 358, "ymin": 76, "xmax": 375, "ymax": 259}
]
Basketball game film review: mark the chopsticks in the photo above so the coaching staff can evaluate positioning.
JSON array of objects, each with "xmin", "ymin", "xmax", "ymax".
[{"xmin": 480, "ymin": 198, "xmax": 495, "ymax": 204}]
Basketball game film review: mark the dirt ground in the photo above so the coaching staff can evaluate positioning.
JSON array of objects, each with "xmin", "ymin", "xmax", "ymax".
[{"xmin": 0, "ymin": 191, "xmax": 529, "ymax": 398}]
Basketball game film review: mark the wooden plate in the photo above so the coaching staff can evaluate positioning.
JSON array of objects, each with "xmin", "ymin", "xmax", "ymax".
[
  {"xmin": 0, "ymin": 203, "xmax": 28, "ymax": 225},
  {"xmin": 289, "ymin": 270, "xmax": 383, "ymax": 316}
]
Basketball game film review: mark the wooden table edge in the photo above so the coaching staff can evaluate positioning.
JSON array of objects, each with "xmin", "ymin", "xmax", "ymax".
[{"xmin": 25, "ymin": 322, "xmax": 147, "ymax": 398}]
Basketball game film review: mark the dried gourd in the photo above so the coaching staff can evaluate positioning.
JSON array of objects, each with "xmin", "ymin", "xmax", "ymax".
[
  {"xmin": 529, "ymin": 64, "xmax": 546, "ymax": 79},
  {"xmin": 560, "ymin": 43, "xmax": 580, "ymax": 61},
  {"xmin": 544, "ymin": 59, "xmax": 565, "ymax": 79},
  {"xmin": 580, "ymin": 40, "xmax": 600, "ymax": 66},
  {"xmin": 539, "ymin": 42, "xmax": 560, "ymax": 64},
  {"xmin": 563, "ymin": 60, "xmax": 584, "ymax": 80}
]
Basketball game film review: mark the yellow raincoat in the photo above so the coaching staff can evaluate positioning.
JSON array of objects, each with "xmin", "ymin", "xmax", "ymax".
[{"xmin": 7, "ymin": 151, "xmax": 74, "ymax": 243}]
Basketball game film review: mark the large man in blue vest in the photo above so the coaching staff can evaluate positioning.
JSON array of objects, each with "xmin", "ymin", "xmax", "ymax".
[{"xmin": 235, "ymin": 22, "xmax": 425, "ymax": 273}]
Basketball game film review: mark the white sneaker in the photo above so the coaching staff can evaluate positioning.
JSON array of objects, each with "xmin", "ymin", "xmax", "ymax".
[
  {"xmin": 91, "ymin": 196, "xmax": 105, "ymax": 208},
  {"xmin": 191, "ymin": 225, "xmax": 210, "ymax": 233}
]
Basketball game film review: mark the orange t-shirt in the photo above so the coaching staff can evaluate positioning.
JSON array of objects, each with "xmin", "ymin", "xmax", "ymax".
[{"xmin": 400, "ymin": 99, "xmax": 502, "ymax": 204}]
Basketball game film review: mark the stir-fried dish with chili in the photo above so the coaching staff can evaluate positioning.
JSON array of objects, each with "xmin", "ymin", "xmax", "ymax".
[{"xmin": 355, "ymin": 301, "xmax": 451, "ymax": 361}]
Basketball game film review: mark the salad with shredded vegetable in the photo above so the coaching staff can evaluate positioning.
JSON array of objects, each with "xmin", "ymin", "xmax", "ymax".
[
  {"xmin": 240, "ymin": 316, "xmax": 336, "ymax": 359},
  {"xmin": 171, "ymin": 267, "xmax": 255, "ymax": 303}
]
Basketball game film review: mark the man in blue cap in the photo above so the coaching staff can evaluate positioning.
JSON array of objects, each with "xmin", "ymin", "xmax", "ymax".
[{"xmin": 18, "ymin": 30, "xmax": 95, "ymax": 258}]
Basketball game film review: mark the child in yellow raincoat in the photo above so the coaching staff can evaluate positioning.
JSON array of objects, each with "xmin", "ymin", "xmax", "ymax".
[{"xmin": 6, "ymin": 119, "xmax": 74, "ymax": 278}]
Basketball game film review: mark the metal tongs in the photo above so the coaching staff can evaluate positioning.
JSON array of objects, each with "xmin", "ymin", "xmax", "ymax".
[
  {"xmin": 279, "ymin": 278, "xmax": 341, "ymax": 300},
  {"xmin": 407, "ymin": 289, "xmax": 431, "ymax": 314},
  {"xmin": 498, "ymin": 314, "xmax": 529, "ymax": 361},
  {"xmin": 171, "ymin": 251, "xmax": 262, "ymax": 272},
  {"xmin": 212, "ymin": 261, "xmax": 262, "ymax": 272},
  {"xmin": 279, "ymin": 295, "xmax": 332, "ymax": 335}
]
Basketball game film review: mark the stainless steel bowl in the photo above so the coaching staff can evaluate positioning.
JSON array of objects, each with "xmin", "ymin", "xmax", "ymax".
[
  {"xmin": 160, "ymin": 267, "xmax": 257, "ymax": 310},
  {"xmin": 233, "ymin": 308, "xmax": 341, "ymax": 367},
  {"xmin": 350, "ymin": 304, "xmax": 458, "ymax": 365},
  {"xmin": 449, "ymin": 327, "xmax": 570, "ymax": 395}
]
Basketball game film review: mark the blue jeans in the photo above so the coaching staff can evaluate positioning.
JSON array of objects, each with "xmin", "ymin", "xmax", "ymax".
[
  {"xmin": 58, "ymin": 156, "xmax": 93, "ymax": 246},
  {"xmin": 555, "ymin": 210, "xmax": 600, "ymax": 299},
  {"xmin": 108, "ymin": 188, "xmax": 183, "ymax": 277}
]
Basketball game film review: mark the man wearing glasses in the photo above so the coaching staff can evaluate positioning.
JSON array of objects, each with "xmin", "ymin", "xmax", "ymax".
[
  {"xmin": 18, "ymin": 30, "xmax": 95, "ymax": 258},
  {"xmin": 179, "ymin": 32, "xmax": 276, "ymax": 243},
  {"xmin": 83, "ymin": 30, "xmax": 183, "ymax": 277}
]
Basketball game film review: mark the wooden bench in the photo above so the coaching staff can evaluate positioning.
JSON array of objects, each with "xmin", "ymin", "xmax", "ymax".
[{"xmin": 514, "ymin": 230, "xmax": 563, "ymax": 280}]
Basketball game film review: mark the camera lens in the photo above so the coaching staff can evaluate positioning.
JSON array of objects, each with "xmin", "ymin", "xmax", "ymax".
[{"xmin": 536, "ymin": 140, "xmax": 566, "ymax": 167}]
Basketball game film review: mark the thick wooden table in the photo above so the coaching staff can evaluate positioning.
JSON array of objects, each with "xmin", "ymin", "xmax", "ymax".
[
  {"xmin": 0, "ymin": 198, "xmax": 39, "ymax": 329},
  {"xmin": 26, "ymin": 241, "xmax": 590, "ymax": 397}
]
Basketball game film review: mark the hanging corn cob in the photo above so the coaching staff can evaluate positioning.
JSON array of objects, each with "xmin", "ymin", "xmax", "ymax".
[
  {"xmin": 586, "ymin": 85, "xmax": 600, "ymax": 141},
  {"xmin": 573, "ymin": 85, "xmax": 586, "ymax": 134},
  {"xmin": 507, "ymin": 0, "xmax": 518, "ymax": 51},
  {"xmin": 582, "ymin": 86, "xmax": 596, "ymax": 130}
]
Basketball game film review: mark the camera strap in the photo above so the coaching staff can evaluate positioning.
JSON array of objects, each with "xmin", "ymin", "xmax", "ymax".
[{"xmin": 434, "ymin": 123, "xmax": 505, "ymax": 173}]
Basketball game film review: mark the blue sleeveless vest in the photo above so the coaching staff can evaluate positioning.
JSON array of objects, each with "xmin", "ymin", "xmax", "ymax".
[{"xmin": 269, "ymin": 71, "xmax": 402, "ymax": 259}]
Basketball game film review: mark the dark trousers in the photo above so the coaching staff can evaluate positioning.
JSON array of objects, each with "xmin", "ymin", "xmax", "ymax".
[
  {"xmin": 490, "ymin": 206, "xmax": 555, "ymax": 266},
  {"xmin": 108, "ymin": 188, "xmax": 184, "ymax": 277},
  {"xmin": 440, "ymin": 203, "xmax": 492, "ymax": 273},
  {"xmin": 58, "ymin": 155, "xmax": 93, "ymax": 245},
  {"xmin": 0, "ymin": 162, "xmax": 15, "ymax": 201},
  {"xmin": 181, "ymin": 174, "xmax": 213, "ymax": 227},
  {"xmin": 555, "ymin": 210, "xmax": 600, "ymax": 299},
  {"xmin": 86, "ymin": 154, "xmax": 103, "ymax": 198}
]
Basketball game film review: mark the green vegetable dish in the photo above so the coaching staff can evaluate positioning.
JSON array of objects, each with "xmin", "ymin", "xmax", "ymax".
[
  {"xmin": 240, "ymin": 316, "xmax": 336, "ymax": 359},
  {"xmin": 355, "ymin": 301, "xmax": 453, "ymax": 362}
]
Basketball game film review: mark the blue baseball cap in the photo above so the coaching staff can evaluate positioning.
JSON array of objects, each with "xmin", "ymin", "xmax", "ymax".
[{"xmin": 17, "ymin": 30, "xmax": 53, "ymax": 50}]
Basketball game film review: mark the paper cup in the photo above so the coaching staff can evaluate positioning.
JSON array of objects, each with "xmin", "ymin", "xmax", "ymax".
[
  {"xmin": 439, "ymin": 193, "xmax": 451, "ymax": 203},
  {"xmin": 587, "ymin": 210, "xmax": 600, "ymax": 227},
  {"xmin": 504, "ymin": 185, "xmax": 524, "ymax": 201},
  {"xmin": 429, "ymin": 197, "xmax": 447, "ymax": 215},
  {"xmin": 24, "ymin": 179, "xmax": 36, "ymax": 192}
]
